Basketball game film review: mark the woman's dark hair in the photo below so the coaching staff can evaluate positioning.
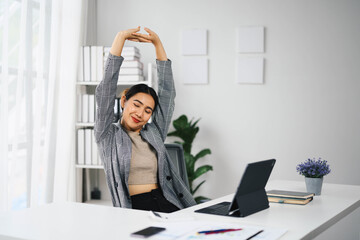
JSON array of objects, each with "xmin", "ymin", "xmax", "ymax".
[{"xmin": 123, "ymin": 84, "xmax": 159, "ymax": 112}]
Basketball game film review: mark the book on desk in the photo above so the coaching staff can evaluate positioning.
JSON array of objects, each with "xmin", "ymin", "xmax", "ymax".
[{"xmin": 267, "ymin": 190, "xmax": 315, "ymax": 205}]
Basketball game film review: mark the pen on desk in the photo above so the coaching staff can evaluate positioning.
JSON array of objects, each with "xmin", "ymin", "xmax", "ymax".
[
  {"xmin": 198, "ymin": 228, "xmax": 242, "ymax": 235},
  {"xmin": 150, "ymin": 210, "xmax": 168, "ymax": 219},
  {"xmin": 246, "ymin": 230, "xmax": 264, "ymax": 240}
]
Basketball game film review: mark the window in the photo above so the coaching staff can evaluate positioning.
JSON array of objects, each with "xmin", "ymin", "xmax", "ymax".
[{"xmin": 0, "ymin": 0, "xmax": 51, "ymax": 210}]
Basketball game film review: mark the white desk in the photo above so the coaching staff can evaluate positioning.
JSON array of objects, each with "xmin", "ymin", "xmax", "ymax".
[{"xmin": 0, "ymin": 180, "xmax": 359, "ymax": 240}]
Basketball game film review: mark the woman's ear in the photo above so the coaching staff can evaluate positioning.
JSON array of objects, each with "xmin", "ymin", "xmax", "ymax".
[{"xmin": 120, "ymin": 95, "xmax": 127, "ymax": 110}]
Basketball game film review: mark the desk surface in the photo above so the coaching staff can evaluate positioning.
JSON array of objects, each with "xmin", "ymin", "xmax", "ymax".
[{"xmin": 0, "ymin": 180, "xmax": 359, "ymax": 240}]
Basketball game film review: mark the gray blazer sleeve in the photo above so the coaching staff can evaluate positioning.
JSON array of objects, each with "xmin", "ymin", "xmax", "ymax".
[
  {"xmin": 94, "ymin": 54, "xmax": 124, "ymax": 142},
  {"xmin": 152, "ymin": 59, "xmax": 175, "ymax": 141}
]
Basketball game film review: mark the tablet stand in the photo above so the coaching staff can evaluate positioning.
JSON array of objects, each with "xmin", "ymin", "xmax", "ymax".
[{"xmin": 231, "ymin": 189, "xmax": 269, "ymax": 217}]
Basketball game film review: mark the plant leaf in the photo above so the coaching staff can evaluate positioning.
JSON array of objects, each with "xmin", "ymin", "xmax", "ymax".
[
  {"xmin": 192, "ymin": 180, "xmax": 206, "ymax": 195},
  {"xmin": 190, "ymin": 118, "xmax": 201, "ymax": 128},
  {"xmin": 194, "ymin": 149, "xmax": 211, "ymax": 161},
  {"xmin": 172, "ymin": 115, "xmax": 188, "ymax": 130},
  {"xmin": 194, "ymin": 196, "xmax": 210, "ymax": 204},
  {"xmin": 193, "ymin": 165, "xmax": 213, "ymax": 180},
  {"xmin": 184, "ymin": 152, "xmax": 195, "ymax": 180}
]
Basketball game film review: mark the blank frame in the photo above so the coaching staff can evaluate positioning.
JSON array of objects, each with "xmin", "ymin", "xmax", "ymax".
[
  {"xmin": 182, "ymin": 29, "xmax": 208, "ymax": 55},
  {"xmin": 236, "ymin": 26, "xmax": 264, "ymax": 53},
  {"xmin": 183, "ymin": 58, "xmax": 208, "ymax": 84},
  {"xmin": 236, "ymin": 56, "xmax": 264, "ymax": 84}
]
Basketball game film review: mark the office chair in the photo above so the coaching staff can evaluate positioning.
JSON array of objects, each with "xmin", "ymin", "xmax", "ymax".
[{"xmin": 165, "ymin": 143, "xmax": 190, "ymax": 191}]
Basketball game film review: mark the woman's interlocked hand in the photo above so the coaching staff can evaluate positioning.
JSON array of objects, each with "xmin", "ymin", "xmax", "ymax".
[{"xmin": 131, "ymin": 27, "xmax": 161, "ymax": 46}]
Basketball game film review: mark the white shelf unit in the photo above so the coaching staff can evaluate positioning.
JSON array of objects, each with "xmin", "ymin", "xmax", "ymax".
[
  {"xmin": 75, "ymin": 164, "xmax": 104, "ymax": 169},
  {"xmin": 76, "ymin": 61, "xmax": 157, "ymax": 205},
  {"xmin": 76, "ymin": 81, "xmax": 151, "ymax": 86}
]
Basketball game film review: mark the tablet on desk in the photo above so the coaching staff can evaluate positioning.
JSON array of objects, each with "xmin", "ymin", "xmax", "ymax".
[{"xmin": 195, "ymin": 159, "xmax": 276, "ymax": 217}]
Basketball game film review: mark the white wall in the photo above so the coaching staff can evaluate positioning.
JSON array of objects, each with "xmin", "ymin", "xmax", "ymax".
[{"xmin": 96, "ymin": 0, "xmax": 360, "ymax": 199}]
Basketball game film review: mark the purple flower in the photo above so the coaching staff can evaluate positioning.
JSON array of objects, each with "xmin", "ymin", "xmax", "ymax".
[{"xmin": 296, "ymin": 157, "xmax": 331, "ymax": 178}]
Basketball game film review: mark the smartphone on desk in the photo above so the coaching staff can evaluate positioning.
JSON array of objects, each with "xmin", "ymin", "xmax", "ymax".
[{"xmin": 131, "ymin": 226, "xmax": 166, "ymax": 238}]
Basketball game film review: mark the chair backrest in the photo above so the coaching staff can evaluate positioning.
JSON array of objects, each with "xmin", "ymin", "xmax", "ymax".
[{"xmin": 165, "ymin": 143, "xmax": 190, "ymax": 191}]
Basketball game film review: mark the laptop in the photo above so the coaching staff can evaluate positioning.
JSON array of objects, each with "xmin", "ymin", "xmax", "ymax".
[{"xmin": 195, "ymin": 159, "xmax": 276, "ymax": 217}]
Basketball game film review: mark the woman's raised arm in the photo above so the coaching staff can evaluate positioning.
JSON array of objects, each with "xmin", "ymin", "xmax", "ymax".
[
  {"xmin": 132, "ymin": 28, "xmax": 174, "ymax": 140},
  {"xmin": 94, "ymin": 27, "xmax": 141, "ymax": 142}
]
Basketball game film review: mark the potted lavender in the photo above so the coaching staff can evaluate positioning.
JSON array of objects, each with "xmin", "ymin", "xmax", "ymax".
[{"xmin": 296, "ymin": 158, "xmax": 331, "ymax": 195}]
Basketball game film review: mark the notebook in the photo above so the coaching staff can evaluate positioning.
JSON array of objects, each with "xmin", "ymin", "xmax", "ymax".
[
  {"xmin": 266, "ymin": 190, "xmax": 314, "ymax": 205},
  {"xmin": 195, "ymin": 159, "xmax": 276, "ymax": 217}
]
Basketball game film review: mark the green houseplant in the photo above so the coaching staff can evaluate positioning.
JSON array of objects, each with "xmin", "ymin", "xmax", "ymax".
[{"xmin": 167, "ymin": 115, "xmax": 213, "ymax": 203}]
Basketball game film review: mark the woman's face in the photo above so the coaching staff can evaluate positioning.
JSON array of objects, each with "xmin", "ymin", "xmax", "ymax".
[{"xmin": 120, "ymin": 92, "xmax": 155, "ymax": 132}]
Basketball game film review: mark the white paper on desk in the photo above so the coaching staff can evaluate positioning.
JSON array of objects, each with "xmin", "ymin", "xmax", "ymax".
[
  {"xmin": 251, "ymin": 227, "xmax": 287, "ymax": 240},
  {"xmin": 151, "ymin": 221, "xmax": 260, "ymax": 240},
  {"xmin": 179, "ymin": 224, "xmax": 261, "ymax": 240},
  {"xmin": 150, "ymin": 221, "xmax": 287, "ymax": 240}
]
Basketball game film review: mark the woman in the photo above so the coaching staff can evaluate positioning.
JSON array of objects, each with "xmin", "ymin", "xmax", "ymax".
[{"xmin": 94, "ymin": 27, "xmax": 196, "ymax": 213}]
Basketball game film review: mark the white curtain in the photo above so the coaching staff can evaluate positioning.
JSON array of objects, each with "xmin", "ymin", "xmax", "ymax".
[{"xmin": 0, "ymin": 0, "xmax": 85, "ymax": 211}]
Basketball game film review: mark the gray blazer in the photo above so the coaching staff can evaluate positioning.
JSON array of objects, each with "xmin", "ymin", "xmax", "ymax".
[{"xmin": 94, "ymin": 53, "xmax": 196, "ymax": 209}]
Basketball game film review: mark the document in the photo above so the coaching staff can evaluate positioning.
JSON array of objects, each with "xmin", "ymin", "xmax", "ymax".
[{"xmin": 149, "ymin": 221, "xmax": 286, "ymax": 240}]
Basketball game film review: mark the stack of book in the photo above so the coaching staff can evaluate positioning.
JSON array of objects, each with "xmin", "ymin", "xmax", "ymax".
[
  {"xmin": 118, "ymin": 46, "xmax": 144, "ymax": 82},
  {"xmin": 267, "ymin": 190, "xmax": 315, "ymax": 205}
]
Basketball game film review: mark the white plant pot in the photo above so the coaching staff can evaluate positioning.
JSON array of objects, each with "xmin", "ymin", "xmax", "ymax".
[{"xmin": 305, "ymin": 177, "xmax": 323, "ymax": 195}]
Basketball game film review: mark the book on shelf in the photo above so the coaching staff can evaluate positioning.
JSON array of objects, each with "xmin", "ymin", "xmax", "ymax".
[
  {"xmin": 77, "ymin": 129, "xmax": 85, "ymax": 165},
  {"xmin": 88, "ymin": 95, "xmax": 95, "ymax": 123},
  {"xmin": 94, "ymin": 95, "xmax": 98, "ymax": 122},
  {"xmin": 85, "ymin": 129, "xmax": 92, "ymax": 165},
  {"xmin": 103, "ymin": 47, "xmax": 110, "ymax": 59},
  {"xmin": 91, "ymin": 129, "xmax": 99, "ymax": 165},
  {"xmin": 83, "ymin": 46, "xmax": 91, "ymax": 81},
  {"xmin": 103, "ymin": 46, "xmax": 139, "ymax": 56},
  {"xmin": 123, "ymin": 55, "xmax": 140, "ymax": 61},
  {"xmin": 81, "ymin": 94, "xmax": 89, "ymax": 123},
  {"xmin": 118, "ymin": 75, "xmax": 144, "ymax": 82},
  {"xmin": 96, "ymin": 46, "xmax": 104, "ymax": 81},
  {"xmin": 90, "ymin": 46, "xmax": 97, "ymax": 82},
  {"xmin": 123, "ymin": 46, "xmax": 139, "ymax": 52},
  {"xmin": 119, "ymin": 68, "xmax": 143, "ymax": 75},
  {"xmin": 121, "ymin": 60, "xmax": 143, "ymax": 69},
  {"xmin": 78, "ymin": 47, "xmax": 84, "ymax": 81},
  {"xmin": 267, "ymin": 190, "xmax": 315, "ymax": 205},
  {"xmin": 77, "ymin": 94, "xmax": 82, "ymax": 123},
  {"xmin": 121, "ymin": 51, "xmax": 140, "ymax": 58}
]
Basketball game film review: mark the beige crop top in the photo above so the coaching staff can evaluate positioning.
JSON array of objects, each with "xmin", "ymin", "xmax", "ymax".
[{"xmin": 126, "ymin": 130, "xmax": 158, "ymax": 185}]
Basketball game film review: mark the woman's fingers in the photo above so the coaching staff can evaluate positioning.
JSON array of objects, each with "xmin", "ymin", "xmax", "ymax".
[
  {"xmin": 135, "ymin": 36, "xmax": 152, "ymax": 43},
  {"xmin": 132, "ymin": 32, "xmax": 150, "ymax": 40},
  {"xmin": 130, "ymin": 26, "xmax": 141, "ymax": 33},
  {"xmin": 128, "ymin": 35, "xmax": 151, "ymax": 43},
  {"xmin": 125, "ymin": 27, "xmax": 158, "ymax": 44},
  {"xmin": 144, "ymin": 27, "xmax": 154, "ymax": 34}
]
